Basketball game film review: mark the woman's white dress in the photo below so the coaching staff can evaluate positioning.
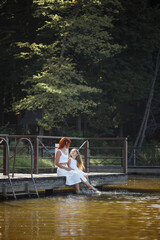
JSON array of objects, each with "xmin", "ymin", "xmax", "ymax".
[
  {"xmin": 69, "ymin": 157, "xmax": 87, "ymax": 182},
  {"xmin": 56, "ymin": 149, "xmax": 83, "ymax": 185}
]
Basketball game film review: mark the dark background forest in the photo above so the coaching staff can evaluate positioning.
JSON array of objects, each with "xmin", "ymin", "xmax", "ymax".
[{"xmin": 0, "ymin": 0, "xmax": 160, "ymax": 144}]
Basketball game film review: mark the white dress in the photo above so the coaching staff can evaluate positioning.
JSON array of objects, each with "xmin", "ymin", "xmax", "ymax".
[
  {"xmin": 69, "ymin": 157, "xmax": 87, "ymax": 182},
  {"xmin": 56, "ymin": 149, "xmax": 82, "ymax": 185}
]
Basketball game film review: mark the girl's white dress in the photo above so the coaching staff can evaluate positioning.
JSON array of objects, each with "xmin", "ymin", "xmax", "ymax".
[
  {"xmin": 56, "ymin": 149, "xmax": 82, "ymax": 185},
  {"xmin": 69, "ymin": 157, "xmax": 87, "ymax": 182}
]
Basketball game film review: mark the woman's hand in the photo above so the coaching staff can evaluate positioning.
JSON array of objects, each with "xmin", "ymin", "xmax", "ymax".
[{"xmin": 66, "ymin": 166, "xmax": 73, "ymax": 171}]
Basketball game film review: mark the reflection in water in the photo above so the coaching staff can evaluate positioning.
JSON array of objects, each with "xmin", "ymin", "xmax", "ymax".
[{"xmin": 0, "ymin": 176, "xmax": 160, "ymax": 240}]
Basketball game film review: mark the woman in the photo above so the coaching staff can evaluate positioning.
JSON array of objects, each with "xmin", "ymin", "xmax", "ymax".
[
  {"xmin": 55, "ymin": 137, "xmax": 81, "ymax": 193},
  {"xmin": 55, "ymin": 137, "xmax": 97, "ymax": 193}
]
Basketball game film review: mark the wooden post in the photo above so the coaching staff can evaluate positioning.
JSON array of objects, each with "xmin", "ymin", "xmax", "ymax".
[
  {"xmin": 34, "ymin": 137, "xmax": 39, "ymax": 174},
  {"xmin": 122, "ymin": 138, "xmax": 128, "ymax": 174},
  {"xmin": 84, "ymin": 140, "xmax": 89, "ymax": 173},
  {"xmin": 3, "ymin": 143, "xmax": 9, "ymax": 175},
  {"xmin": 1, "ymin": 137, "xmax": 9, "ymax": 176},
  {"xmin": 133, "ymin": 148, "xmax": 136, "ymax": 166}
]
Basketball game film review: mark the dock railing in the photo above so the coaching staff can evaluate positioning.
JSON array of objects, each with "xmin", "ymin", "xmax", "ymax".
[
  {"xmin": 0, "ymin": 135, "xmax": 128, "ymax": 175},
  {"xmin": 84, "ymin": 138, "xmax": 127, "ymax": 174},
  {"xmin": 128, "ymin": 144, "xmax": 160, "ymax": 167}
]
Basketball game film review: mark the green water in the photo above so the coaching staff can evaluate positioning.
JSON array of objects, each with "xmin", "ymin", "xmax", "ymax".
[{"xmin": 0, "ymin": 176, "xmax": 160, "ymax": 240}]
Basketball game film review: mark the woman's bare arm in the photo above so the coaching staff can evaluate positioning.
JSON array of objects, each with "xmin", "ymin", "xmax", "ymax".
[{"xmin": 55, "ymin": 151, "xmax": 72, "ymax": 171}]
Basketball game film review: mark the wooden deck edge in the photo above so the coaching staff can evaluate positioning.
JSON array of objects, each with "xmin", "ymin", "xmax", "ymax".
[
  {"xmin": 128, "ymin": 167, "xmax": 160, "ymax": 174},
  {"xmin": 0, "ymin": 173, "xmax": 128, "ymax": 194}
]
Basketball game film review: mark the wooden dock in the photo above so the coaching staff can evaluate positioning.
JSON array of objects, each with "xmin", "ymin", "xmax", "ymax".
[{"xmin": 0, "ymin": 173, "xmax": 127, "ymax": 199}]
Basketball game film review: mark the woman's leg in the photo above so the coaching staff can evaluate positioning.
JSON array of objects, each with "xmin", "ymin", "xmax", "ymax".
[{"xmin": 75, "ymin": 183, "xmax": 81, "ymax": 193}]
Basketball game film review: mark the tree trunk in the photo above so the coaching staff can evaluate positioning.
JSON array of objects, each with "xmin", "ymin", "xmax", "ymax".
[{"xmin": 129, "ymin": 44, "xmax": 160, "ymax": 162}]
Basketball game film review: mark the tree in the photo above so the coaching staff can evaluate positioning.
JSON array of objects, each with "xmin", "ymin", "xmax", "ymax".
[
  {"xmin": 13, "ymin": 0, "xmax": 123, "ymax": 131},
  {"xmin": 0, "ymin": 0, "xmax": 34, "ymax": 127},
  {"xmin": 90, "ymin": 0, "xmax": 160, "ymax": 138},
  {"xmin": 129, "ymin": 45, "xmax": 160, "ymax": 162}
]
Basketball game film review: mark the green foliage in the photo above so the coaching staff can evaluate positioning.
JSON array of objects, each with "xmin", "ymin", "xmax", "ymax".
[
  {"xmin": 1, "ymin": 0, "xmax": 160, "ymax": 142},
  {"xmin": 89, "ymin": 0, "xmax": 160, "ymax": 137},
  {"xmin": 0, "ymin": 123, "xmax": 16, "ymax": 135},
  {"xmin": 135, "ymin": 145, "xmax": 160, "ymax": 166},
  {"xmin": 0, "ymin": 155, "xmax": 54, "ymax": 174},
  {"xmin": 13, "ymin": 56, "xmax": 101, "ymax": 129},
  {"xmin": 13, "ymin": 0, "xmax": 123, "ymax": 130}
]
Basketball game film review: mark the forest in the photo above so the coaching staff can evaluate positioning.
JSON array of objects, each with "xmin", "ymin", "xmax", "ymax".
[{"xmin": 0, "ymin": 0, "xmax": 160, "ymax": 144}]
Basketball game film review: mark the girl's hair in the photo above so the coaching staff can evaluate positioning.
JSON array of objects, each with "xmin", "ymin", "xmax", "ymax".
[
  {"xmin": 70, "ymin": 148, "xmax": 84, "ymax": 170},
  {"xmin": 58, "ymin": 137, "xmax": 71, "ymax": 149}
]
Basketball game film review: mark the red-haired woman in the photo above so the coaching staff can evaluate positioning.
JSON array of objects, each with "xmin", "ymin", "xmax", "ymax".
[{"xmin": 55, "ymin": 137, "xmax": 81, "ymax": 193}]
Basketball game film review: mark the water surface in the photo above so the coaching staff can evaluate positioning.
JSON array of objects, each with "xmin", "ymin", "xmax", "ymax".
[{"xmin": 0, "ymin": 176, "xmax": 160, "ymax": 240}]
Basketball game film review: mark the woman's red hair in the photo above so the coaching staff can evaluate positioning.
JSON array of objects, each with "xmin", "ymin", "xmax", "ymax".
[{"xmin": 58, "ymin": 137, "xmax": 71, "ymax": 149}]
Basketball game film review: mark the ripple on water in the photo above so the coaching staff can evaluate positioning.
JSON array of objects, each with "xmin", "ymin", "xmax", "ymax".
[{"xmin": 0, "ymin": 176, "xmax": 160, "ymax": 240}]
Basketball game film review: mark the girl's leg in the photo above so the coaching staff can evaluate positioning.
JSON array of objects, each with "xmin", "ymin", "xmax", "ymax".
[
  {"xmin": 75, "ymin": 183, "xmax": 81, "ymax": 194},
  {"xmin": 80, "ymin": 179, "xmax": 97, "ymax": 191}
]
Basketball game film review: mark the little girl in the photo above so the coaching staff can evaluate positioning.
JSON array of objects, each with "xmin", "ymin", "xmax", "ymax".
[{"xmin": 68, "ymin": 148, "xmax": 97, "ymax": 192}]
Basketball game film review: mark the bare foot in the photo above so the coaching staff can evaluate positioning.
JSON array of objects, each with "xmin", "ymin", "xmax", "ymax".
[
  {"xmin": 75, "ymin": 190, "xmax": 81, "ymax": 194},
  {"xmin": 88, "ymin": 186, "xmax": 98, "ymax": 192}
]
